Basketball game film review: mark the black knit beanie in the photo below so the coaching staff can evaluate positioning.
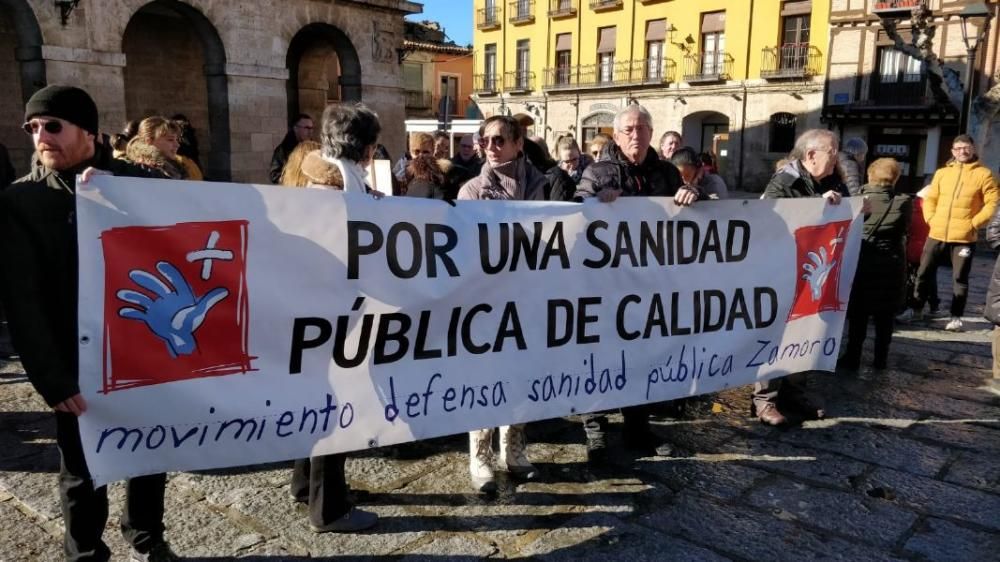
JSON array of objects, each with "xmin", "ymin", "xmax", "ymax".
[{"xmin": 24, "ymin": 85, "xmax": 99, "ymax": 135}]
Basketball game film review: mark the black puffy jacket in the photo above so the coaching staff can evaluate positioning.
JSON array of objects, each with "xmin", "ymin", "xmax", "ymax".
[{"xmin": 575, "ymin": 143, "xmax": 684, "ymax": 199}]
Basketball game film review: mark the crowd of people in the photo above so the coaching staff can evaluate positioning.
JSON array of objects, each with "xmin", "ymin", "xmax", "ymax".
[{"xmin": 1, "ymin": 84, "xmax": 999, "ymax": 561}]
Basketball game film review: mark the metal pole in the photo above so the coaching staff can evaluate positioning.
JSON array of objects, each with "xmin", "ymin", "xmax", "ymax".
[{"xmin": 960, "ymin": 47, "xmax": 977, "ymax": 133}]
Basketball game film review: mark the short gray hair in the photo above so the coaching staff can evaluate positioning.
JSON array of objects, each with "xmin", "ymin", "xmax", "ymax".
[
  {"xmin": 792, "ymin": 129, "xmax": 839, "ymax": 160},
  {"xmin": 320, "ymin": 104, "xmax": 381, "ymax": 162},
  {"xmin": 613, "ymin": 104, "xmax": 653, "ymax": 132}
]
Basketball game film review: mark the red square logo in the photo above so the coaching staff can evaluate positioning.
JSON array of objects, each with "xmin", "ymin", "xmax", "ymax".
[
  {"xmin": 788, "ymin": 220, "xmax": 851, "ymax": 321},
  {"xmin": 101, "ymin": 220, "xmax": 253, "ymax": 393}
]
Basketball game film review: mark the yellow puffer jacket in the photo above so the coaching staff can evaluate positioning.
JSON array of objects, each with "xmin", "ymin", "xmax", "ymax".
[{"xmin": 923, "ymin": 159, "xmax": 999, "ymax": 243}]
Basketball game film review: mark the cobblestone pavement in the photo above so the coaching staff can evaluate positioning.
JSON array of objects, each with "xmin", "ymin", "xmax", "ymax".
[{"xmin": 2, "ymin": 249, "xmax": 999, "ymax": 561}]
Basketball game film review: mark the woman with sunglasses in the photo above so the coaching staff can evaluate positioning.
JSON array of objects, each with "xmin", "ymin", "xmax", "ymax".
[{"xmin": 458, "ymin": 115, "xmax": 545, "ymax": 492}]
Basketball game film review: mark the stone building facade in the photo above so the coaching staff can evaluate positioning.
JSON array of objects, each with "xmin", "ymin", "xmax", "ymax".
[
  {"xmin": 0, "ymin": 0, "xmax": 420, "ymax": 183},
  {"xmin": 472, "ymin": 0, "xmax": 832, "ymax": 192}
]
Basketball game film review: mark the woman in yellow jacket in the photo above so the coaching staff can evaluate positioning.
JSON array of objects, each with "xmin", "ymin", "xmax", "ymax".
[{"xmin": 909, "ymin": 135, "xmax": 999, "ymax": 331}]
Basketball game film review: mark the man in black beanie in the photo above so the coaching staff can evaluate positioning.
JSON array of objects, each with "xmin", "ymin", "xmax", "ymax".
[{"xmin": 0, "ymin": 85, "xmax": 176, "ymax": 562}]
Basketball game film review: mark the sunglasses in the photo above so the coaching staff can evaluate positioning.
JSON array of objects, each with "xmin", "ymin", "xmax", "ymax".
[
  {"xmin": 478, "ymin": 135, "xmax": 507, "ymax": 149},
  {"xmin": 22, "ymin": 120, "xmax": 63, "ymax": 135}
]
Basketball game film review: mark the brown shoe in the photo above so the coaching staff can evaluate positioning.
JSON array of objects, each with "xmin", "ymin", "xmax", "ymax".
[{"xmin": 757, "ymin": 403, "xmax": 787, "ymax": 426}]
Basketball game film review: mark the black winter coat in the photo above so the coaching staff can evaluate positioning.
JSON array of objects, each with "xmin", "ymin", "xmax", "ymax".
[
  {"xmin": 984, "ymin": 208, "xmax": 1000, "ymax": 325},
  {"xmin": 848, "ymin": 184, "xmax": 912, "ymax": 314},
  {"xmin": 269, "ymin": 131, "xmax": 298, "ymax": 184},
  {"xmin": 575, "ymin": 144, "xmax": 684, "ymax": 199},
  {"xmin": 0, "ymin": 143, "xmax": 157, "ymax": 406},
  {"xmin": 762, "ymin": 159, "xmax": 847, "ymax": 200}
]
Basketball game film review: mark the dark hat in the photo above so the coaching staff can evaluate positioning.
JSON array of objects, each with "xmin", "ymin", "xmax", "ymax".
[{"xmin": 24, "ymin": 85, "xmax": 99, "ymax": 135}]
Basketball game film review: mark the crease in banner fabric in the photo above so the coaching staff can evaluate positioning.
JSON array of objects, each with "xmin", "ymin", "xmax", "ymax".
[{"xmin": 75, "ymin": 177, "xmax": 863, "ymax": 485}]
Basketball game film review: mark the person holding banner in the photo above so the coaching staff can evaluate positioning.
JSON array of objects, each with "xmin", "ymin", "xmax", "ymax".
[
  {"xmin": 755, "ymin": 129, "xmax": 847, "ymax": 426},
  {"xmin": 0, "ymin": 86, "xmax": 178, "ymax": 561},
  {"xmin": 286, "ymin": 103, "xmax": 382, "ymax": 532},
  {"xmin": 574, "ymin": 104, "xmax": 700, "ymax": 462},
  {"xmin": 458, "ymin": 115, "xmax": 545, "ymax": 492}
]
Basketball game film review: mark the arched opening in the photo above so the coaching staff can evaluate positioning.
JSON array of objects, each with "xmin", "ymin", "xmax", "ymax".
[
  {"xmin": 286, "ymin": 23, "xmax": 362, "ymax": 125},
  {"xmin": 122, "ymin": 0, "xmax": 231, "ymax": 180},
  {"xmin": 0, "ymin": 0, "xmax": 44, "ymax": 177},
  {"xmin": 682, "ymin": 110, "xmax": 730, "ymax": 172},
  {"xmin": 580, "ymin": 111, "xmax": 614, "ymax": 143}
]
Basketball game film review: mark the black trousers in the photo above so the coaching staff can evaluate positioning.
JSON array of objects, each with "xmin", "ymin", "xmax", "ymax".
[
  {"xmin": 581, "ymin": 405, "xmax": 649, "ymax": 442},
  {"xmin": 843, "ymin": 306, "xmax": 895, "ymax": 365},
  {"xmin": 914, "ymin": 239, "xmax": 974, "ymax": 317},
  {"xmin": 290, "ymin": 454, "xmax": 352, "ymax": 526},
  {"xmin": 55, "ymin": 412, "xmax": 166, "ymax": 561}
]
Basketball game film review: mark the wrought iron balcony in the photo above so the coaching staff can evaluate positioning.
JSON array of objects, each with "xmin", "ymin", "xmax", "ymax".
[
  {"xmin": 477, "ymin": 6, "xmax": 501, "ymax": 30},
  {"xmin": 872, "ymin": 0, "xmax": 924, "ymax": 17},
  {"xmin": 509, "ymin": 0, "xmax": 534, "ymax": 23},
  {"xmin": 503, "ymin": 70, "xmax": 535, "ymax": 92},
  {"xmin": 473, "ymin": 73, "xmax": 499, "ymax": 94},
  {"xmin": 589, "ymin": 0, "xmax": 622, "ymax": 11},
  {"xmin": 855, "ymin": 75, "xmax": 934, "ymax": 107},
  {"xmin": 548, "ymin": 0, "xmax": 577, "ymax": 17},
  {"xmin": 542, "ymin": 59, "xmax": 675, "ymax": 90},
  {"xmin": 761, "ymin": 44, "xmax": 822, "ymax": 79},
  {"xmin": 404, "ymin": 90, "xmax": 433, "ymax": 109},
  {"xmin": 682, "ymin": 52, "xmax": 733, "ymax": 83}
]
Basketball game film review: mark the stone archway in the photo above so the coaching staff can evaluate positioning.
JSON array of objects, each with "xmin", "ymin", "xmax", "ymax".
[
  {"xmin": 0, "ymin": 0, "xmax": 44, "ymax": 175},
  {"xmin": 286, "ymin": 23, "xmax": 362, "ymax": 124},
  {"xmin": 580, "ymin": 111, "xmax": 614, "ymax": 143},
  {"xmin": 122, "ymin": 0, "xmax": 231, "ymax": 180},
  {"xmin": 681, "ymin": 110, "xmax": 730, "ymax": 155}
]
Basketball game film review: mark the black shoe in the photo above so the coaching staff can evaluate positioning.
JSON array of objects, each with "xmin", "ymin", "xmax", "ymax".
[
  {"xmin": 872, "ymin": 357, "xmax": 887, "ymax": 370},
  {"xmin": 131, "ymin": 543, "xmax": 179, "ymax": 562},
  {"xmin": 311, "ymin": 507, "xmax": 379, "ymax": 533}
]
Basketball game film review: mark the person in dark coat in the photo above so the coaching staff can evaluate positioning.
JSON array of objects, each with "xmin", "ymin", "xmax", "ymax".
[
  {"xmin": 836, "ymin": 137, "xmax": 868, "ymax": 196},
  {"xmin": 0, "ymin": 85, "xmax": 177, "ymax": 561},
  {"xmin": 451, "ymin": 134, "xmax": 482, "ymax": 176},
  {"xmin": 757, "ymin": 129, "xmax": 851, "ymax": 427},
  {"xmin": 838, "ymin": 158, "xmax": 912, "ymax": 371},
  {"xmin": 269, "ymin": 113, "xmax": 313, "ymax": 183},
  {"xmin": 983, "ymin": 206, "xmax": 1000, "ymax": 394},
  {"xmin": 574, "ymin": 104, "xmax": 700, "ymax": 462},
  {"xmin": 0, "ymin": 142, "xmax": 15, "ymax": 187}
]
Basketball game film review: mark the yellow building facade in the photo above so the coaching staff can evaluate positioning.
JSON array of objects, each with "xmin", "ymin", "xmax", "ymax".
[{"xmin": 473, "ymin": 0, "xmax": 831, "ymax": 190}]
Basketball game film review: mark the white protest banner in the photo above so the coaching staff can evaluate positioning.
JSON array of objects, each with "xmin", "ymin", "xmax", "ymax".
[{"xmin": 76, "ymin": 177, "xmax": 862, "ymax": 485}]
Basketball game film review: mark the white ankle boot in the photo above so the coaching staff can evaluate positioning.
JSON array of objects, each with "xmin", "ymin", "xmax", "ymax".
[
  {"xmin": 468, "ymin": 428, "xmax": 496, "ymax": 492},
  {"xmin": 498, "ymin": 424, "xmax": 537, "ymax": 479}
]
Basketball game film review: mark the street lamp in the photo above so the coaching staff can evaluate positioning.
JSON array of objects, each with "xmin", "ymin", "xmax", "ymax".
[{"xmin": 957, "ymin": 2, "xmax": 992, "ymax": 133}]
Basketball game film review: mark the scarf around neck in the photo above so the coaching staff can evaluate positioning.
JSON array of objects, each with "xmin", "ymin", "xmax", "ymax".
[{"xmin": 323, "ymin": 155, "xmax": 369, "ymax": 195}]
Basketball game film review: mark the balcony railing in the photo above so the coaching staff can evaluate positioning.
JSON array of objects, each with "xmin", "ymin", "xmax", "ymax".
[
  {"xmin": 682, "ymin": 52, "xmax": 733, "ymax": 83},
  {"xmin": 405, "ymin": 90, "xmax": 433, "ymax": 109},
  {"xmin": 761, "ymin": 44, "xmax": 822, "ymax": 79},
  {"xmin": 433, "ymin": 96, "xmax": 470, "ymax": 118},
  {"xmin": 855, "ymin": 76, "xmax": 933, "ymax": 107},
  {"xmin": 477, "ymin": 6, "xmax": 501, "ymax": 29},
  {"xmin": 548, "ymin": 0, "xmax": 577, "ymax": 17},
  {"xmin": 473, "ymin": 73, "xmax": 499, "ymax": 94},
  {"xmin": 872, "ymin": 0, "xmax": 924, "ymax": 17},
  {"xmin": 542, "ymin": 58, "xmax": 676, "ymax": 90},
  {"xmin": 589, "ymin": 0, "xmax": 622, "ymax": 10},
  {"xmin": 509, "ymin": 0, "xmax": 534, "ymax": 23},
  {"xmin": 503, "ymin": 70, "xmax": 535, "ymax": 92}
]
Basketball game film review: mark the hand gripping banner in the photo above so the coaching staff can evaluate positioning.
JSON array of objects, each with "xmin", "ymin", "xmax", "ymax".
[{"xmin": 76, "ymin": 177, "xmax": 863, "ymax": 485}]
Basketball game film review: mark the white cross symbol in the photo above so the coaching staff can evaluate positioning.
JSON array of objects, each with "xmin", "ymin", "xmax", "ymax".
[{"xmin": 186, "ymin": 231, "xmax": 234, "ymax": 280}]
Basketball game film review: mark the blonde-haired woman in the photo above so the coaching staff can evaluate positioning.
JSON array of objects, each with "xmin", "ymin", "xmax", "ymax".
[
  {"xmin": 125, "ymin": 116, "xmax": 203, "ymax": 180},
  {"xmin": 839, "ymin": 158, "xmax": 912, "ymax": 371},
  {"xmin": 279, "ymin": 140, "xmax": 322, "ymax": 187}
]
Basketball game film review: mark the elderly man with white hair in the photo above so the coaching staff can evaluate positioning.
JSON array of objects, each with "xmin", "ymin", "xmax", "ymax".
[
  {"xmin": 575, "ymin": 104, "xmax": 701, "ymax": 463},
  {"xmin": 756, "ymin": 128, "xmax": 849, "ymax": 426}
]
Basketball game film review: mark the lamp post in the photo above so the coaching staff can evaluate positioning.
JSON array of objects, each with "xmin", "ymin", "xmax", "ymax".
[{"xmin": 958, "ymin": 2, "xmax": 992, "ymax": 133}]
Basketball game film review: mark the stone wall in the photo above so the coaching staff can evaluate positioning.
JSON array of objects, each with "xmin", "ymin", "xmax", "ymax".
[
  {"xmin": 1, "ymin": 0, "xmax": 417, "ymax": 184},
  {"xmin": 0, "ymin": 7, "xmax": 29, "ymax": 174}
]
